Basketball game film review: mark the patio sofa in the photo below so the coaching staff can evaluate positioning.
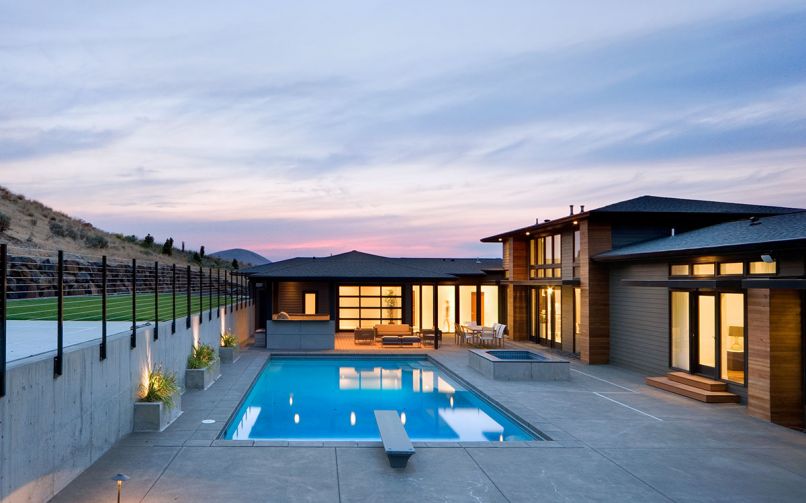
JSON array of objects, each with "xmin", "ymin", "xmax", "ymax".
[{"xmin": 374, "ymin": 324, "xmax": 421, "ymax": 346}]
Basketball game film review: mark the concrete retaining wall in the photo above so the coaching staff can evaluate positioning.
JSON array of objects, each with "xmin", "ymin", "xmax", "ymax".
[{"xmin": 0, "ymin": 303, "xmax": 253, "ymax": 503}]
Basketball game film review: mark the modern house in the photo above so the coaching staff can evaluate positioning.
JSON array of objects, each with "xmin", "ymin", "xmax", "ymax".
[
  {"xmin": 243, "ymin": 251, "xmax": 505, "ymax": 347},
  {"xmin": 482, "ymin": 195, "xmax": 805, "ymax": 427}
]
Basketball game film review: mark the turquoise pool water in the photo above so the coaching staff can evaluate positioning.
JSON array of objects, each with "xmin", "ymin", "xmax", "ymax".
[{"xmin": 223, "ymin": 356, "xmax": 537, "ymax": 442}]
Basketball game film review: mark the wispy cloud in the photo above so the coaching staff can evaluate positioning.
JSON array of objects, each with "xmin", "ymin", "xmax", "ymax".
[{"xmin": 1, "ymin": 1, "xmax": 805, "ymax": 260}]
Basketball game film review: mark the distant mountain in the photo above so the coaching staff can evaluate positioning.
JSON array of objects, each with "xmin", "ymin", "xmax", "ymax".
[{"xmin": 210, "ymin": 248, "xmax": 271, "ymax": 266}]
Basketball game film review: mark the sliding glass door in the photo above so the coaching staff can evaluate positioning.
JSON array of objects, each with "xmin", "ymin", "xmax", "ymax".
[
  {"xmin": 670, "ymin": 290, "xmax": 745, "ymax": 383},
  {"xmin": 528, "ymin": 287, "xmax": 561, "ymax": 347}
]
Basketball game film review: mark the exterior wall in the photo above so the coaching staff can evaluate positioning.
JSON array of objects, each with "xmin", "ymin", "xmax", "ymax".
[
  {"xmin": 608, "ymin": 262, "xmax": 670, "ymax": 375},
  {"xmin": 579, "ymin": 220, "xmax": 612, "ymax": 364},
  {"xmin": 0, "ymin": 304, "xmax": 251, "ymax": 503},
  {"xmin": 747, "ymin": 288, "xmax": 803, "ymax": 427},
  {"xmin": 277, "ymin": 281, "xmax": 330, "ymax": 314}
]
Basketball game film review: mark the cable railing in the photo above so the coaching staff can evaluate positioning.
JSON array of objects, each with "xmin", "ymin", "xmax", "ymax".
[{"xmin": 0, "ymin": 243, "xmax": 253, "ymax": 397}]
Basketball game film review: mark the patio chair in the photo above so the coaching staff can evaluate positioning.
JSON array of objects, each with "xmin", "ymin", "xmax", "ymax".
[
  {"xmin": 493, "ymin": 323, "xmax": 507, "ymax": 347},
  {"xmin": 354, "ymin": 328, "xmax": 375, "ymax": 345},
  {"xmin": 478, "ymin": 326, "xmax": 496, "ymax": 347}
]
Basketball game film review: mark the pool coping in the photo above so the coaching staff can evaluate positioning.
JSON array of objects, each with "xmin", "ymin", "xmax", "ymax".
[{"xmin": 212, "ymin": 351, "xmax": 555, "ymax": 447}]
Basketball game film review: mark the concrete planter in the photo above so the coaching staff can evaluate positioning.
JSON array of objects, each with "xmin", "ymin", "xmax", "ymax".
[
  {"xmin": 220, "ymin": 345, "xmax": 240, "ymax": 364},
  {"xmin": 133, "ymin": 392, "xmax": 182, "ymax": 432},
  {"xmin": 185, "ymin": 359, "xmax": 221, "ymax": 390}
]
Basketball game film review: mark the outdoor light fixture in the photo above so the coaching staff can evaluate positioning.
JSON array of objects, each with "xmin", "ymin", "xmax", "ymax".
[
  {"xmin": 289, "ymin": 393, "xmax": 294, "ymax": 406},
  {"xmin": 111, "ymin": 473, "xmax": 129, "ymax": 503},
  {"xmin": 294, "ymin": 413, "xmax": 300, "ymax": 424},
  {"xmin": 572, "ymin": 220, "xmax": 578, "ymax": 225},
  {"xmin": 400, "ymin": 412, "xmax": 407, "ymax": 425},
  {"xmin": 525, "ymin": 231, "xmax": 530, "ymax": 236},
  {"xmin": 350, "ymin": 411, "xmax": 356, "ymax": 426},
  {"xmin": 449, "ymin": 396, "xmax": 454, "ymax": 408},
  {"xmin": 761, "ymin": 254, "xmax": 774, "ymax": 263}
]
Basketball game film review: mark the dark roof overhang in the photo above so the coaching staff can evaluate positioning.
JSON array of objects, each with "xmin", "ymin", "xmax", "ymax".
[
  {"xmin": 594, "ymin": 238, "xmax": 806, "ymax": 263},
  {"xmin": 503, "ymin": 278, "xmax": 581, "ymax": 287},
  {"xmin": 481, "ymin": 213, "xmax": 587, "ymax": 243},
  {"xmin": 621, "ymin": 279, "xmax": 744, "ymax": 289}
]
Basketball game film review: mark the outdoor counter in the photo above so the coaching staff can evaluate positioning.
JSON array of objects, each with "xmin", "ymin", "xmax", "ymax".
[{"xmin": 266, "ymin": 318, "xmax": 335, "ymax": 350}]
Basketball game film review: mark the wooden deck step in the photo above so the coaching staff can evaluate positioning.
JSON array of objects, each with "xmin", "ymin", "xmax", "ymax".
[
  {"xmin": 667, "ymin": 372, "xmax": 727, "ymax": 391},
  {"xmin": 646, "ymin": 376, "xmax": 740, "ymax": 403}
]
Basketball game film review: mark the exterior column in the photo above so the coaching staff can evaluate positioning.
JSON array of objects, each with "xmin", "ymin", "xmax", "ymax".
[
  {"xmin": 747, "ymin": 288, "xmax": 803, "ymax": 427},
  {"xmin": 328, "ymin": 281, "xmax": 337, "ymax": 321},
  {"xmin": 578, "ymin": 220, "xmax": 611, "ymax": 364}
]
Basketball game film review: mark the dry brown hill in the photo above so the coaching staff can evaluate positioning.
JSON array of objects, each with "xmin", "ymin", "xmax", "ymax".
[{"xmin": 0, "ymin": 186, "xmax": 231, "ymax": 268}]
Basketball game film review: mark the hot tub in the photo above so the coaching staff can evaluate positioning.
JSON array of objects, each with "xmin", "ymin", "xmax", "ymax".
[{"xmin": 468, "ymin": 349, "xmax": 570, "ymax": 381}]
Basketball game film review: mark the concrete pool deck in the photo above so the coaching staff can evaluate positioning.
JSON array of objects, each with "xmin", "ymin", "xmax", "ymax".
[{"xmin": 52, "ymin": 345, "xmax": 806, "ymax": 502}]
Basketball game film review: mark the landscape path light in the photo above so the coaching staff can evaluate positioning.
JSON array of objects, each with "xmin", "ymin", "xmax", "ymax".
[{"xmin": 111, "ymin": 473, "xmax": 130, "ymax": 503}]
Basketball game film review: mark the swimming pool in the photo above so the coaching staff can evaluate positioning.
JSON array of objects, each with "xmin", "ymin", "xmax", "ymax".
[{"xmin": 223, "ymin": 356, "xmax": 537, "ymax": 442}]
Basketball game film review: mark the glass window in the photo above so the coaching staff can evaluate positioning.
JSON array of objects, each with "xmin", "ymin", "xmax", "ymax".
[
  {"xmin": 481, "ymin": 285, "xmax": 499, "ymax": 326},
  {"xmin": 749, "ymin": 261, "xmax": 776, "ymax": 275},
  {"xmin": 421, "ymin": 285, "xmax": 434, "ymax": 329},
  {"xmin": 574, "ymin": 230, "xmax": 581, "ymax": 261},
  {"xmin": 720, "ymin": 293, "xmax": 745, "ymax": 383},
  {"xmin": 459, "ymin": 286, "xmax": 475, "ymax": 325},
  {"xmin": 670, "ymin": 265, "xmax": 689, "ymax": 276},
  {"xmin": 719, "ymin": 262, "xmax": 743, "ymax": 275},
  {"xmin": 339, "ymin": 286, "xmax": 359, "ymax": 296},
  {"xmin": 340, "ymin": 297, "xmax": 360, "ymax": 307},
  {"xmin": 304, "ymin": 292, "xmax": 317, "ymax": 314},
  {"xmin": 338, "ymin": 285, "xmax": 402, "ymax": 330},
  {"xmin": 529, "ymin": 239, "xmax": 536, "ymax": 266},
  {"xmin": 544, "ymin": 237, "xmax": 553, "ymax": 264},
  {"xmin": 412, "ymin": 286, "xmax": 420, "ymax": 331},
  {"xmin": 437, "ymin": 285, "xmax": 456, "ymax": 332},
  {"xmin": 671, "ymin": 292, "xmax": 690, "ymax": 370},
  {"xmin": 692, "ymin": 263, "xmax": 715, "ymax": 276},
  {"xmin": 360, "ymin": 286, "xmax": 381, "ymax": 296},
  {"xmin": 553, "ymin": 288, "xmax": 562, "ymax": 344},
  {"xmin": 552, "ymin": 234, "xmax": 561, "ymax": 265},
  {"xmin": 573, "ymin": 287, "xmax": 581, "ymax": 354}
]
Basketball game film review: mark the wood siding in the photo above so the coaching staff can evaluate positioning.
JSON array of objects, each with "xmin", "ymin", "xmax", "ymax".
[
  {"xmin": 511, "ymin": 239, "xmax": 528, "ymax": 281},
  {"xmin": 277, "ymin": 281, "xmax": 330, "ymax": 315},
  {"xmin": 579, "ymin": 220, "xmax": 612, "ymax": 363},
  {"xmin": 609, "ymin": 263, "xmax": 669, "ymax": 375},
  {"xmin": 747, "ymin": 288, "xmax": 804, "ymax": 427},
  {"xmin": 509, "ymin": 285, "xmax": 529, "ymax": 340}
]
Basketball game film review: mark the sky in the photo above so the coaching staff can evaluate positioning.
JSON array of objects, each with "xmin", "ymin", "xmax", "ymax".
[{"xmin": 1, "ymin": 1, "xmax": 805, "ymax": 261}]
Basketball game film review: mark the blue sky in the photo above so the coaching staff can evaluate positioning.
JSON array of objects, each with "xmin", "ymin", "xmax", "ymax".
[{"xmin": 1, "ymin": 1, "xmax": 805, "ymax": 260}]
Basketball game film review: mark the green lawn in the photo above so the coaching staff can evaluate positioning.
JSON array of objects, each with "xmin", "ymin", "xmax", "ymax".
[{"xmin": 6, "ymin": 293, "xmax": 240, "ymax": 321}]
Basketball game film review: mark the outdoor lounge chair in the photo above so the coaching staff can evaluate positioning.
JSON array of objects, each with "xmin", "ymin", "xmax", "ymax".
[
  {"xmin": 493, "ymin": 323, "xmax": 507, "ymax": 347},
  {"xmin": 421, "ymin": 329, "xmax": 442, "ymax": 346}
]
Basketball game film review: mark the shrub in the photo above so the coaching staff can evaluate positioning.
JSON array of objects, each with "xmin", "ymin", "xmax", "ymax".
[
  {"xmin": 49, "ymin": 221, "xmax": 78, "ymax": 239},
  {"xmin": 123, "ymin": 234, "xmax": 138, "ymax": 243},
  {"xmin": 220, "ymin": 330, "xmax": 238, "ymax": 348},
  {"xmin": 192, "ymin": 251, "xmax": 201, "ymax": 262},
  {"xmin": 140, "ymin": 367, "xmax": 178, "ymax": 408},
  {"xmin": 199, "ymin": 245, "xmax": 205, "ymax": 258},
  {"xmin": 231, "ymin": 259, "xmax": 239, "ymax": 270},
  {"xmin": 84, "ymin": 234, "xmax": 109, "ymax": 249},
  {"xmin": 0, "ymin": 212, "xmax": 10, "ymax": 233},
  {"xmin": 187, "ymin": 343, "xmax": 217, "ymax": 369},
  {"xmin": 161, "ymin": 237, "xmax": 174, "ymax": 256},
  {"xmin": 143, "ymin": 233, "xmax": 155, "ymax": 247}
]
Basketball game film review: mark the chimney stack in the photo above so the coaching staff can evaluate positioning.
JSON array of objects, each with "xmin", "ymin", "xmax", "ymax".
[
  {"xmin": 535, "ymin": 218, "xmax": 539, "ymax": 225},
  {"xmin": 580, "ymin": 205, "xmax": 585, "ymax": 212},
  {"xmin": 569, "ymin": 205, "xmax": 574, "ymax": 215}
]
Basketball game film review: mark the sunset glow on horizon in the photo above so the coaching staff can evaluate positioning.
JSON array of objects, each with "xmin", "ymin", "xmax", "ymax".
[{"xmin": 2, "ymin": 1, "xmax": 806, "ymax": 261}]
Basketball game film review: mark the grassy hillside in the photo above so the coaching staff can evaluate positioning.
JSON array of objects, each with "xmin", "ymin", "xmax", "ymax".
[{"xmin": 0, "ymin": 186, "xmax": 230, "ymax": 268}]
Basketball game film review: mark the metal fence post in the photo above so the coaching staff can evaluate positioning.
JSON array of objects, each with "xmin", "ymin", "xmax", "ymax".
[
  {"xmin": 198, "ymin": 265, "xmax": 203, "ymax": 325},
  {"xmin": 217, "ymin": 268, "xmax": 221, "ymax": 318},
  {"xmin": 131, "ymin": 259, "xmax": 137, "ymax": 348},
  {"xmin": 0, "ymin": 244, "xmax": 7, "ymax": 397},
  {"xmin": 54, "ymin": 250, "xmax": 64, "ymax": 376},
  {"xmin": 186, "ymin": 265, "xmax": 191, "ymax": 329},
  {"xmin": 229, "ymin": 271, "xmax": 233, "ymax": 313},
  {"xmin": 171, "ymin": 264, "xmax": 176, "ymax": 334},
  {"xmin": 154, "ymin": 261, "xmax": 159, "ymax": 340},
  {"xmin": 209, "ymin": 267, "xmax": 213, "ymax": 321},
  {"xmin": 100, "ymin": 255, "xmax": 107, "ymax": 360}
]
